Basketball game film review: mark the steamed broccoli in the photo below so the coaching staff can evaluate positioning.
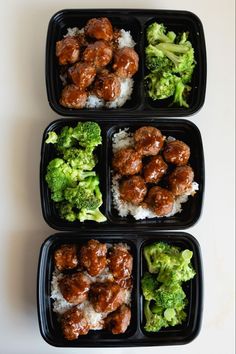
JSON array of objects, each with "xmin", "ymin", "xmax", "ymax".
[
  {"xmin": 45, "ymin": 122, "xmax": 106, "ymax": 223},
  {"xmin": 147, "ymin": 22, "xmax": 176, "ymax": 45},
  {"xmin": 144, "ymin": 241, "xmax": 196, "ymax": 282},
  {"xmin": 144, "ymin": 300, "xmax": 168, "ymax": 332},
  {"xmin": 78, "ymin": 207, "xmax": 107, "ymax": 223},
  {"xmin": 141, "ymin": 242, "xmax": 196, "ymax": 332},
  {"xmin": 145, "ymin": 22, "xmax": 196, "ymax": 107},
  {"xmin": 58, "ymin": 203, "xmax": 77, "ymax": 222},
  {"xmin": 72, "ymin": 121, "xmax": 102, "ymax": 149},
  {"xmin": 45, "ymin": 158, "xmax": 77, "ymax": 202},
  {"xmin": 63, "ymin": 147, "xmax": 97, "ymax": 171}
]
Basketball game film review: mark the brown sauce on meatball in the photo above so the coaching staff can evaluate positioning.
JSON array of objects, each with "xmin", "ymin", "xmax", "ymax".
[
  {"xmin": 119, "ymin": 175, "xmax": 147, "ymax": 205},
  {"xmin": 168, "ymin": 165, "xmax": 194, "ymax": 196},
  {"xmin": 85, "ymin": 17, "xmax": 113, "ymax": 42},
  {"xmin": 80, "ymin": 239, "xmax": 107, "ymax": 277},
  {"xmin": 112, "ymin": 148, "xmax": 142, "ymax": 176},
  {"xmin": 144, "ymin": 186, "xmax": 174, "ymax": 217},
  {"xmin": 59, "ymin": 272, "xmax": 91, "ymax": 304},
  {"xmin": 163, "ymin": 140, "xmax": 190, "ymax": 166},
  {"xmin": 61, "ymin": 307, "xmax": 89, "ymax": 340}
]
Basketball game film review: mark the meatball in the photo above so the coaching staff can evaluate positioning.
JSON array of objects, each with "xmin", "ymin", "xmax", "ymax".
[
  {"xmin": 134, "ymin": 126, "xmax": 165, "ymax": 156},
  {"xmin": 143, "ymin": 155, "xmax": 168, "ymax": 184},
  {"xmin": 61, "ymin": 307, "xmax": 89, "ymax": 340},
  {"xmin": 60, "ymin": 84, "xmax": 88, "ymax": 109},
  {"xmin": 80, "ymin": 239, "xmax": 107, "ymax": 277},
  {"xmin": 54, "ymin": 244, "xmax": 78, "ymax": 271},
  {"xmin": 68, "ymin": 62, "xmax": 96, "ymax": 89},
  {"xmin": 113, "ymin": 47, "xmax": 139, "ymax": 78},
  {"xmin": 104, "ymin": 304, "xmax": 131, "ymax": 334},
  {"xmin": 90, "ymin": 282, "xmax": 126, "ymax": 313},
  {"xmin": 108, "ymin": 244, "xmax": 133, "ymax": 281},
  {"xmin": 119, "ymin": 176, "xmax": 147, "ymax": 205},
  {"xmin": 85, "ymin": 17, "xmax": 113, "ymax": 42},
  {"xmin": 82, "ymin": 41, "xmax": 113, "ymax": 68},
  {"xmin": 56, "ymin": 36, "xmax": 80, "ymax": 65},
  {"xmin": 144, "ymin": 186, "xmax": 175, "ymax": 217},
  {"xmin": 112, "ymin": 148, "xmax": 142, "ymax": 176},
  {"xmin": 168, "ymin": 165, "xmax": 194, "ymax": 196},
  {"xmin": 93, "ymin": 72, "xmax": 121, "ymax": 101},
  {"xmin": 59, "ymin": 272, "xmax": 91, "ymax": 304},
  {"xmin": 163, "ymin": 140, "xmax": 190, "ymax": 166}
]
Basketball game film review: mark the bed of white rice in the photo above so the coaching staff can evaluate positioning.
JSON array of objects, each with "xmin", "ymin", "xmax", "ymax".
[
  {"xmin": 62, "ymin": 27, "xmax": 136, "ymax": 109},
  {"xmin": 51, "ymin": 243, "xmax": 132, "ymax": 329},
  {"xmin": 111, "ymin": 129, "xmax": 199, "ymax": 220}
]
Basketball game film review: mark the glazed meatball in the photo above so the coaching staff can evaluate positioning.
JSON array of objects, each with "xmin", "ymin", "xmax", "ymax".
[
  {"xmin": 93, "ymin": 72, "xmax": 121, "ymax": 101},
  {"xmin": 163, "ymin": 140, "xmax": 190, "ymax": 166},
  {"xmin": 80, "ymin": 239, "xmax": 107, "ymax": 277},
  {"xmin": 168, "ymin": 165, "xmax": 194, "ymax": 196},
  {"xmin": 85, "ymin": 17, "xmax": 113, "ymax": 42},
  {"xmin": 59, "ymin": 272, "xmax": 91, "ymax": 304},
  {"xmin": 104, "ymin": 304, "xmax": 131, "ymax": 334},
  {"xmin": 143, "ymin": 155, "xmax": 168, "ymax": 183},
  {"xmin": 56, "ymin": 36, "xmax": 80, "ymax": 65},
  {"xmin": 68, "ymin": 62, "xmax": 96, "ymax": 89},
  {"xmin": 54, "ymin": 244, "xmax": 78, "ymax": 271},
  {"xmin": 119, "ymin": 176, "xmax": 147, "ymax": 205},
  {"xmin": 113, "ymin": 47, "xmax": 139, "ymax": 78},
  {"xmin": 112, "ymin": 148, "xmax": 142, "ymax": 176},
  {"xmin": 108, "ymin": 244, "xmax": 133, "ymax": 281},
  {"xmin": 134, "ymin": 126, "xmax": 165, "ymax": 156},
  {"xmin": 60, "ymin": 84, "xmax": 88, "ymax": 109},
  {"xmin": 82, "ymin": 41, "xmax": 113, "ymax": 68},
  {"xmin": 90, "ymin": 282, "xmax": 126, "ymax": 313},
  {"xmin": 144, "ymin": 186, "xmax": 175, "ymax": 217},
  {"xmin": 61, "ymin": 307, "xmax": 89, "ymax": 340}
]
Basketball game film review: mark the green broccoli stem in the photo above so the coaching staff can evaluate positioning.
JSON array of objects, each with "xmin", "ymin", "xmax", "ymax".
[{"xmin": 157, "ymin": 42, "xmax": 190, "ymax": 54}]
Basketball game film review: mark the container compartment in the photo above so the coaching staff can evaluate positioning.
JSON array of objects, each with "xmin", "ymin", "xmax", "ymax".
[
  {"xmin": 105, "ymin": 119, "xmax": 204, "ymax": 229},
  {"xmin": 37, "ymin": 232, "xmax": 139, "ymax": 347},
  {"xmin": 139, "ymin": 232, "xmax": 203, "ymax": 345},
  {"xmin": 37, "ymin": 231, "xmax": 202, "ymax": 347},
  {"xmin": 46, "ymin": 9, "xmax": 206, "ymax": 118},
  {"xmin": 40, "ymin": 118, "xmax": 204, "ymax": 230}
]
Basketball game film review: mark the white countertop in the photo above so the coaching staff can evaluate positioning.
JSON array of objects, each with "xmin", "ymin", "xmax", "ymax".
[{"xmin": 0, "ymin": 0, "xmax": 235, "ymax": 353}]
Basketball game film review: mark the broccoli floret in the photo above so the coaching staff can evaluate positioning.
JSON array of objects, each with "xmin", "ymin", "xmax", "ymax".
[
  {"xmin": 58, "ymin": 203, "xmax": 77, "ymax": 222},
  {"xmin": 141, "ymin": 272, "xmax": 159, "ymax": 301},
  {"xmin": 147, "ymin": 23, "xmax": 175, "ymax": 45},
  {"xmin": 72, "ymin": 121, "xmax": 102, "ymax": 149},
  {"xmin": 146, "ymin": 71, "xmax": 176, "ymax": 100},
  {"xmin": 143, "ymin": 242, "xmax": 196, "ymax": 283},
  {"xmin": 154, "ymin": 283, "xmax": 187, "ymax": 310},
  {"xmin": 172, "ymin": 79, "xmax": 191, "ymax": 108},
  {"xmin": 145, "ymin": 22, "xmax": 196, "ymax": 106},
  {"xmin": 46, "ymin": 131, "xmax": 58, "ymax": 144},
  {"xmin": 56, "ymin": 126, "xmax": 76, "ymax": 152},
  {"xmin": 145, "ymin": 44, "xmax": 170, "ymax": 72},
  {"xmin": 63, "ymin": 147, "xmax": 97, "ymax": 171},
  {"xmin": 64, "ymin": 184, "xmax": 101, "ymax": 211},
  {"xmin": 45, "ymin": 158, "xmax": 77, "ymax": 202},
  {"xmin": 78, "ymin": 208, "xmax": 107, "ymax": 223},
  {"xmin": 144, "ymin": 300, "xmax": 168, "ymax": 332}
]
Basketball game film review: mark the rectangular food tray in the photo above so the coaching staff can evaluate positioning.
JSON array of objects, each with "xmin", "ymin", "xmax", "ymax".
[
  {"xmin": 46, "ymin": 9, "xmax": 207, "ymax": 118},
  {"xmin": 37, "ymin": 231, "xmax": 203, "ymax": 347},
  {"xmin": 40, "ymin": 117, "xmax": 205, "ymax": 231}
]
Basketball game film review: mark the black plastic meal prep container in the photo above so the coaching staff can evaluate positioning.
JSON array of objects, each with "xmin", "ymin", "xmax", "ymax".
[
  {"xmin": 40, "ymin": 117, "xmax": 205, "ymax": 231},
  {"xmin": 46, "ymin": 9, "xmax": 207, "ymax": 118},
  {"xmin": 37, "ymin": 231, "xmax": 203, "ymax": 347}
]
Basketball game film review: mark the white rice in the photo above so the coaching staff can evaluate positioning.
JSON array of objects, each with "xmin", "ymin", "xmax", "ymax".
[
  {"xmin": 111, "ymin": 129, "xmax": 199, "ymax": 220},
  {"xmin": 62, "ymin": 27, "xmax": 136, "ymax": 109},
  {"xmin": 118, "ymin": 29, "xmax": 136, "ymax": 48},
  {"xmin": 51, "ymin": 243, "xmax": 132, "ymax": 330}
]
